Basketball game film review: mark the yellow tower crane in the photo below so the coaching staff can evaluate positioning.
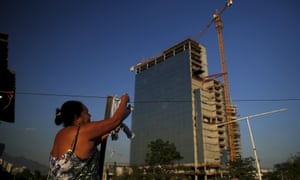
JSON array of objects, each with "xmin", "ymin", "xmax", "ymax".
[{"xmin": 195, "ymin": 0, "xmax": 237, "ymax": 162}]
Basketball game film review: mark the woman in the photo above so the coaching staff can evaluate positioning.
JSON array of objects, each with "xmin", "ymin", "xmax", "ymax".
[{"xmin": 48, "ymin": 93, "xmax": 129, "ymax": 179}]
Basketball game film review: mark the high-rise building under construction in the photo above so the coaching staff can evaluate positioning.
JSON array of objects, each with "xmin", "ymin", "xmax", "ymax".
[{"xmin": 130, "ymin": 38, "xmax": 241, "ymax": 173}]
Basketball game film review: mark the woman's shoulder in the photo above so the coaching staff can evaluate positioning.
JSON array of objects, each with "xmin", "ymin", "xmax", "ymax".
[
  {"xmin": 51, "ymin": 127, "xmax": 79, "ymax": 157},
  {"xmin": 56, "ymin": 126, "xmax": 78, "ymax": 137}
]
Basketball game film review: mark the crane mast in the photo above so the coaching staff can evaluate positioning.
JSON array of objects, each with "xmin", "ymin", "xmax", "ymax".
[
  {"xmin": 214, "ymin": 9, "xmax": 236, "ymax": 162},
  {"xmin": 195, "ymin": 0, "xmax": 236, "ymax": 162}
]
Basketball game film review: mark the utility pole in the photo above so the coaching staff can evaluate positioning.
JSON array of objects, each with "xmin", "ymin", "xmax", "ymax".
[
  {"xmin": 99, "ymin": 96, "xmax": 113, "ymax": 180},
  {"xmin": 99, "ymin": 96, "xmax": 133, "ymax": 179}
]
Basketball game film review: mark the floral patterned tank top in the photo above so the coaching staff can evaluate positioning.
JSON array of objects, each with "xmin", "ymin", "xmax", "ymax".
[{"xmin": 48, "ymin": 126, "xmax": 100, "ymax": 180}]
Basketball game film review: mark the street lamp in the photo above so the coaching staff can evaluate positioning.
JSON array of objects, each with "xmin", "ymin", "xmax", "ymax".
[{"xmin": 217, "ymin": 108, "xmax": 287, "ymax": 180}]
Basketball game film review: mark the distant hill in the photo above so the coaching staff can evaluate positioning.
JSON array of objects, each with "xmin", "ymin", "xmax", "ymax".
[{"xmin": 1, "ymin": 152, "xmax": 48, "ymax": 175}]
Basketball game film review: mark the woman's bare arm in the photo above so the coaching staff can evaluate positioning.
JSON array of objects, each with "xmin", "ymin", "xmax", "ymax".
[{"xmin": 80, "ymin": 94, "xmax": 129, "ymax": 142}]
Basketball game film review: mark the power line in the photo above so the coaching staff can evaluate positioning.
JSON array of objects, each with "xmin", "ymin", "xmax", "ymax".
[
  {"xmin": 232, "ymin": 99, "xmax": 300, "ymax": 102},
  {"xmin": 16, "ymin": 91, "xmax": 107, "ymax": 99},
  {"xmin": 15, "ymin": 91, "xmax": 300, "ymax": 103}
]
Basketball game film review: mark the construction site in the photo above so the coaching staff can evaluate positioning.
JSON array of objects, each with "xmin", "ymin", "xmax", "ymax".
[
  {"xmin": 129, "ymin": 0, "xmax": 243, "ymax": 179},
  {"xmin": 1, "ymin": 0, "xmax": 297, "ymax": 179}
]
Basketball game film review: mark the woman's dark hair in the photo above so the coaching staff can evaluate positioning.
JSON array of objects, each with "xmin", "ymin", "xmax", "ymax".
[{"xmin": 55, "ymin": 100, "xmax": 83, "ymax": 127}]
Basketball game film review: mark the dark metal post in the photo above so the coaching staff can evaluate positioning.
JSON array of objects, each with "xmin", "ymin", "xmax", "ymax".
[{"xmin": 99, "ymin": 96, "xmax": 113, "ymax": 180}]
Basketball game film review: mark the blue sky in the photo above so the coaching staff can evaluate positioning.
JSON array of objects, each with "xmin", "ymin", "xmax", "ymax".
[{"xmin": 0, "ymin": 0, "xmax": 299, "ymax": 169}]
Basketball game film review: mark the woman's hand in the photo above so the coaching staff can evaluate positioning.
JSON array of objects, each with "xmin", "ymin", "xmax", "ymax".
[{"xmin": 120, "ymin": 93, "xmax": 129, "ymax": 104}]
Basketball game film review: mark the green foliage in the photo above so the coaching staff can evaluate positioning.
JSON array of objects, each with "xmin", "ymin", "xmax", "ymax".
[
  {"xmin": 14, "ymin": 169, "xmax": 47, "ymax": 180},
  {"xmin": 264, "ymin": 152, "xmax": 300, "ymax": 180},
  {"xmin": 145, "ymin": 139, "xmax": 183, "ymax": 166},
  {"xmin": 15, "ymin": 169, "xmax": 33, "ymax": 179},
  {"xmin": 228, "ymin": 157, "xmax": 256, "ymax": 180},
  {"xmin": 117, "ymin": 150, "xmax": 300, "ymax": 180}
]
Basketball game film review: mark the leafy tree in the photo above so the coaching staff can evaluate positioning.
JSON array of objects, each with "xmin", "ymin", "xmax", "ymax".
[
  {"xmin": 143, "ymin": 139, "xmax": 184, "ymax": 179},
  {"xmin": 264, "ymin": 153, "xmax": 300, "ymax": 180},
  {"xmin": 228, "ymin": 157, "xmax": 256, "ymax": 180},
  {"xmin": 15, "ymin": 168, "xmax": 33, "ymax": 180},
  {"xmin": 14, "ymin": 168, "xmax": 47, "ymax": 180},
  {"xmin": 145, "ymin": 139, "xmax": 183, "ymax": 166}
]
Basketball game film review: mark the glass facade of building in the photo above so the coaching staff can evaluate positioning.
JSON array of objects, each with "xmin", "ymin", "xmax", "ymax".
[
  {"xmin": 130, "ymin": 38, "xmax": 241, "ymax": 179},
  {"xmin": 130, "ymin": 49, "xmax": 198, "ymax": 165}
]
